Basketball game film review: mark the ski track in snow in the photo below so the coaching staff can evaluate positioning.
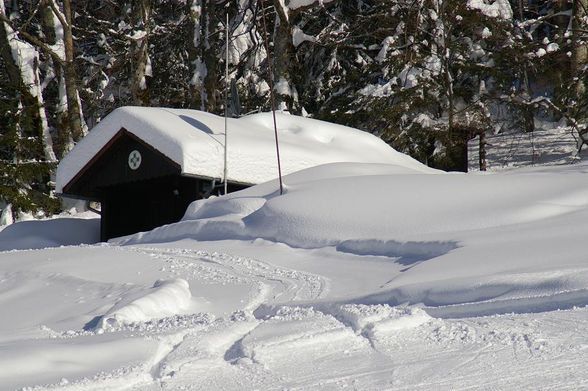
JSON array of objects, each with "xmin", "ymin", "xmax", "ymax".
[
  {"xmin": 16, "ymin": 246, "xmax": 331, "ymax": 390},
  {"xmin": 127, "ymin": 246, "xmax": 330, "ymax": 304},
  {"xmin": 9, "ymin": 244, "xmax": 588, "ymax": 390},
  {"xmin": 131, "ymin": 305, "xmax": 588, "ymax": 391}
]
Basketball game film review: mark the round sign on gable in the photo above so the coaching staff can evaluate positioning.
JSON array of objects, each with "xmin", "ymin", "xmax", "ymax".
[{"xmin": 128, "ymin": 150, "xmax": 142, "ymax": 170}]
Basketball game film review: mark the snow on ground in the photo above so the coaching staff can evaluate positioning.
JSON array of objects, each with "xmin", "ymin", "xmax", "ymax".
[
  {"xmin": 3, "ymin": 137, "xmax": 588, "ymax": 389},
  {"xmin": 468, "ymin": 122, "xmax": 584, "ymax": 171}
]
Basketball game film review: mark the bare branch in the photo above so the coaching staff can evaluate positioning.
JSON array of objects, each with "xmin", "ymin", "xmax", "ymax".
[
  {"xmin": 0, "ymin": 11, "xmax": 64, "ymax": 65},
  {"xmin": 46, "ymin": 0, "xmax": 69, "ymax": 31}
]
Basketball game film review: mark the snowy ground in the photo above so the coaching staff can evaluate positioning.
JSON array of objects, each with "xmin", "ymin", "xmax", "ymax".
[
  {"xmin": 3, "ymin": 160, "xmax": 588, "ymax": 389},
  {"xmin": 468, "ymin": 122, "xmax": 584, "ymax": 171}
]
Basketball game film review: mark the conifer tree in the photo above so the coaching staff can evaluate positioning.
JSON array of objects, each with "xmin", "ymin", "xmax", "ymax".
[{"xmin": 0, "ymin": 0, "xmax": 59, "ymax": 216}]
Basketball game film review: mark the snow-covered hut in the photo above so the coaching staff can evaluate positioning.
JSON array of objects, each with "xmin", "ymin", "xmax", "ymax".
[{"xmin": 56, "ymin": 106, "xmax": 423, "ymax": 241}]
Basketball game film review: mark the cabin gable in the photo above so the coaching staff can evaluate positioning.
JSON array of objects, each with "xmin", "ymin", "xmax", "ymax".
[{"xmin": 63, "ymin": 128, "xmax": 181, "ymax": 200}]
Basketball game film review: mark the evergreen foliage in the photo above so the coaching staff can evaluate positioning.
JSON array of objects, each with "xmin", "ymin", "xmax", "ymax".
[{"xmin": 0, "ymin": 63, "xmax": 58, "ymax": 216}]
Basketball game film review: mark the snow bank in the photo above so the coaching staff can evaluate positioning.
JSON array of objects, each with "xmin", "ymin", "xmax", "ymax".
[
  {"xmin": 95, "ymin": 279, "xmax": 192, "ymax": 330},
  {"xmin": 56, "ymin": 107, "xmax": 430, "ymax": 193},
  {"xmin": 114, "ymin": 160, "xmax": 588, "ymax": 314},
  {"xmin": 0, "ymin": 215, "xmax": 99, "ymax": 251},
  {"xmin": 118, "ymin": 161, "xmax": 588, "ymax": 249}
]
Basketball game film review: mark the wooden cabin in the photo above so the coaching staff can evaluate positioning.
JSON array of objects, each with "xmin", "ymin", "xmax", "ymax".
[
  {"xmin": 56, "ymin": 106, "xmax": 413, "ymax": 241},
  {"xmin": 60, "ymin": 128, "xmax": 246, "ymax": 241}
]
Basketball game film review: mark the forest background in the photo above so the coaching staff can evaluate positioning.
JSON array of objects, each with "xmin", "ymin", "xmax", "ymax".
[{"xmin": 0, "ymin": 0, "xmax": 587, "ymax": 216}]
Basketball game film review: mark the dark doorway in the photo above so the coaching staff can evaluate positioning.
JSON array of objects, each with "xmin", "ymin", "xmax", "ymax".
[{"xmin": 100, "ymin": 175, "xmax": 203, "ymax": 241}]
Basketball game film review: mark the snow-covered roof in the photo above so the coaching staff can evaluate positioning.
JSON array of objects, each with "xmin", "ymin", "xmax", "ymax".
[{"xmin": 56, "ymin": 106, "xmax": 429, "ymax": 193}]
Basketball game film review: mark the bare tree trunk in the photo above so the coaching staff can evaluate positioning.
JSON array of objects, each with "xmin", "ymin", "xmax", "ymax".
[
  {"xmin": 202, "ymin": 0, "xmax": 218, "ymax": 112},
  {"xmin": 479, "ymin": 128, "xmax": 487, "ymax": 171},
  {"xmin": 130, "ymin": 0, "xmax": 151, "ymax": 106},
  {"xmin": 186, "ymin": 0, "xmax": 220, "ymax": 112},
  {"xmin": 440, "ymin": 5, "xmax": 467, "ymax": 172},
  {"xmin": 271, "ymin": 0, "xmax": 297, "ymax": 111},
  {"xmin": 572, "ymin": 0, "xmax": 587, "ymax": 96},
  {"xmin": 517, "ymin": 0, "xmax": 534, "ymax": 132},
  {"xmin": 187, "ymin": 0, "xmax": 206, "ymax": 110},
  {"xmin": 62, "ymin": 0, "xmax": 84, "ymax": 143},
  {"xmin": 551, "ymin": 0, "xmax": 572, "ymax": 110}
]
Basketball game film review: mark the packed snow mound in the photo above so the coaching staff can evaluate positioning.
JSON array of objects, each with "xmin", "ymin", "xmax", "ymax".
[
  {"xmin": 333, "ymin": 304, "xmax": 432, "ymax": 335},
  {"xmin": 117, "ymin": 161, "xmax": 588, "ymax": 248},
  {"xmin": 233, "ymin": 306, "xmax": 366, "ymax": 364},
  {"xmin": 112, "ymin": 162, "xmax": 588, "ymax": 317},
  {"xmin": 0, "ymin": 215, "xmax": 99, "ymax": 251},
  {"xmin": 230, "ymin": 304, "xmax": 431, "ymax": 369},
  {"xmin": 94, "ymin": 278, "xmax": 192, "ymax": 331},
  {"xmin": 56, "ymin": 107, "xmax": 431, "ymax": 193}
]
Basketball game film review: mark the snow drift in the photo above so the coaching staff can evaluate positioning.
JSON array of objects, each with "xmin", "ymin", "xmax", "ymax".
[
  {"xmin": 118, "ymin": 161, "xmax": 588, "ymax": 247},
  {"xmin": 4, "ymin": 161, "xmax": 588, "ymax": 389},
  {"xmin": 0, "ymin": 215, "xmax": 99, "ymax": 251},
  {"xmin": 116, "ymin": 161, "xmax": 588, "ymax": 317},
  {"xmin": 93, "ymin": 278, "xmax": 192, "ymax": 331}
]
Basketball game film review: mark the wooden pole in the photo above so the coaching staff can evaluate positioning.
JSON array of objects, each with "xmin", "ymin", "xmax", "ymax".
[
  {"xmin": 261, "ymin": 1, "xmax": 284, "ymax": 195},
  {"xmin": 224, "ymin": 12, "xmax": 229, "ymax": 195}
]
